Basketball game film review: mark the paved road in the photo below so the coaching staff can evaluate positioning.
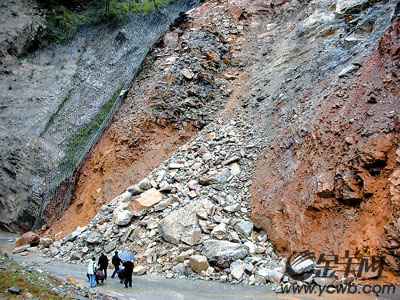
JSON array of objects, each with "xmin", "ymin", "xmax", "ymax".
[{"xmin": 1, "ymin": 237, "xmax": 394, "ymax": 300}]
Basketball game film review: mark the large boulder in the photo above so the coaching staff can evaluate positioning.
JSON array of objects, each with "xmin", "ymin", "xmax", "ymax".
[
  {"xmin": 15, "ymin": 232, "xmax": 40, "ymax": 247},
  {"xmin": 158, "ymin": 204, "xmax": 198, "ymax": 244},
  {"xmin": 130, "ymin": 188, "xmax": 163, "ymax": 216},
  {"xmin": 86, "ymin": 231, "xmax": 103, "ymax": 244},
  {"xmin": 201, "ymin": 240, "xmax": 249, "ymax": 268},
  {"xmin": 115, "ymin": 210, "xmax": 133, "ymax": 226}
]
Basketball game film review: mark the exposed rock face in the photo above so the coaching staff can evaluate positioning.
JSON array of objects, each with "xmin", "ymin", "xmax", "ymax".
[
  {"xmin": 0, "ymin": 0, "xmax": 45, "ymax": 69},
  {"xmin": 249, "ymin": 0, "xmax": 400, "ymax": 274}
]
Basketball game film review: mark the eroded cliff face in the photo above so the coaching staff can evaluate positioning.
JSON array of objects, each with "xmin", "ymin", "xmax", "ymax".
[{"xmin": 250, "ymin": 0, "xmax": 400, "ymax": 274}]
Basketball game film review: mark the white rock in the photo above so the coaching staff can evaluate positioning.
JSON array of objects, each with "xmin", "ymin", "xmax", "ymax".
[
  {"xmin": 211, "ymin": 223, "xmax": 227, "ymax": 239},
  {"xmin": 115, "ymin": 210, "xmax": 133, "ymax": 226},
  {"xmin": 244, "ymin": 241, "xmax": 256, "ymax": 254}
]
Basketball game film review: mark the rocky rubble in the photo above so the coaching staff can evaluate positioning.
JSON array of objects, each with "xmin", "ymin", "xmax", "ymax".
[
  {"xmin": 20, "ymin": 0, "xmax": 399, "ymax": 289},
  {"xmin": 35, "ymin": 112, "xmax": 284, "ymax": 285}
]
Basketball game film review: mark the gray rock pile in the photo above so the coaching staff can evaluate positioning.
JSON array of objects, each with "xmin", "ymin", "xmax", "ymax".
[{"xmin": 36, "ymin": 113, "xmax": 282, "ymax": 285}]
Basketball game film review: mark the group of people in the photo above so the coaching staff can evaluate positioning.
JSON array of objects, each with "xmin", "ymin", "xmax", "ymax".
[{"xmin": 87, "ymin": 251, "xmax": 134, "ymax": 288}]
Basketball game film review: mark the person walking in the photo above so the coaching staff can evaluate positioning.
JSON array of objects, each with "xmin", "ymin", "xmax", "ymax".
[
  {"xmin": 98, "ymin": 253, "xmax": 109, "ymax": 279},
  {"xmin": 87, "ymin": 257, "xmax": 97, "ymax": 288},
  {"xmin": 123, "ymin": 260, "xmax": 134, "ymax": 288},
  {"xmin": 111, "ymin": 251, "xmax": 122, "ymax": 278}
]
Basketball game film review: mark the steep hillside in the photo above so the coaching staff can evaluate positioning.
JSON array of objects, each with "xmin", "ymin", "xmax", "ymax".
[
  {"xmin": 0, "ymin": 0, "xmax": 198, "ymax": 232},
  {"xmin": 250, "ymin": 0, "xmax": 400, "ymax": 275},
  {"xmin": 28, "ymin": 0, "xmax": 399, "ymax": 288}
]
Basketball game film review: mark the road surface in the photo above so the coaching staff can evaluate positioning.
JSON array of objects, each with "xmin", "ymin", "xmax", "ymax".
[{"xmin": 0, "ymin": 236, "xmax": 394, "ymax": 300}]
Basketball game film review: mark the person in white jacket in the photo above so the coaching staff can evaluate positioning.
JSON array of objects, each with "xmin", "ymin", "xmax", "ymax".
[{"xmin": 87, "ymin": 257, "xmax": 97, "ymax": 288}]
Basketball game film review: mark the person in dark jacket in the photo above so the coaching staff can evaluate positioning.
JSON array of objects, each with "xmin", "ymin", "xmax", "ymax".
[
  {"xmin": 98, "ymin": 253, "xmax": 109, "ymax": 279},
  {"xmin": 111, "ymin": 251, "xmax": 122, "ymax": 279},
  {"xmin": 123, "ymin": 260, "xmax": 134, "ymax": 288}
]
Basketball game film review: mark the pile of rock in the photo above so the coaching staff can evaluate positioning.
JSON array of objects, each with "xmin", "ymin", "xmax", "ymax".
[
  {"xmin": 144, "ymin": 0, "xmax": 251, "ymax": 130},
  {"xmin": 28, "ymin": 1, "xmax": 287, "ymax": 286},
  {"xmin": 30, "ymin": 112, "xmax": 285, "ymax": 285}
]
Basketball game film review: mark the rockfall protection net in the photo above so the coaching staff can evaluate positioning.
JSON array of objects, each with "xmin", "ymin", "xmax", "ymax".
[{"xmin": 24, "ymin": 0, "xmax": 199, "ymax": 231}]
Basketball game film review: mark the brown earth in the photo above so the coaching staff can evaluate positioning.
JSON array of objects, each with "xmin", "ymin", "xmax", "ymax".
[
  {"xmin": 46, "ymin": 116, "xmax": 195, "ymax": 238},
  {"xmin": 250, "ymin": 13, "xmax": 400, "ymax": 282},
  {"xmin": 44, "ymin": 0, "xmax": 250, "ymax": 238},
  {"xmin": 43, "ymin": 41, "xmax": 203, "ymax": 237}
]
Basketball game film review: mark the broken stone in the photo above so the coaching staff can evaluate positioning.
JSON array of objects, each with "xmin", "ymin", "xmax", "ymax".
[
  {"xmin": 104, "ymin": 241, "xmax": 117, "ymax": 253},
  {"xmin": 211, "ymin": 223, "xmax": 227, "ymax": 239},
  {"xmin": 244, "ymin": 241, "xmax": 256, "ymax": 254},
  {"xmin": 314, "ymin": 277, "xmax": 336, "ymax": 285},
  {"xmin": 86, "ymin": 231, "xmax": 103, "ymax": 244},
  {"xmin": 224, "ymin": 203, "xmax": 240, "ymax": 212},
  {"xmin": 154, "ymin": 197, "xmax": 176, "ymax": 211},
  {"xmin": 231, "ymin": 263, "xmax": 244, "ymax": 280},
  {"xmin": 199, "ymin": 177, "xmax": 216, "ymax": 185},
  {"xmin": 12, "ymin": 245, "xmax": 30, "ymax": 254},
  {"xmin": 133, "ymin": 265, "xmax": 146, "ymax": 275},
  {"xmin": 290, "ymin": 256, "xmax": 316, "ymax": 274},
  {"xmin": 49, "ymin": 246, "xmax": 59, "ymax": 256},
  {"xmin": 230, "ymin": 163, "xmax": 241, "ymax": 175},
  {"xmin": 169, "ymin": 162, "xmax": 185, "ymax": 169},
  {"xmin": 130, "ymin": 188, "xmax": 163, "ymax": 216},
  {"xmin": 222, "ymin": 156, "xmax": 240, "ymax": 166},
  {"xmin": 178, "ymin": 249, "xmax": 194, "ymax": 262},
  {"xmin": 202, "ymin": 240, "xmax": 249, "ymax": 268},
  {"xmin": 115, "ymin": 210, "xmax": 133, "ymax": 226},
  {"xmin": 70, "ymin": 251, "xmax": 82, "ymax": 261},
  {"xmin": 158, "ymin": 204, "xmax": 198, "ymax": 244},
  {"xmin": 181, "ymin": 227, "xmax": 202, "ymax": 245},
  {"xmin": 234, "ymin": 220, "xmax": 254, "ymax": 238},
  {"xmin": 39, "ymin": 238, "xmax": 53, "ymax": 248},
  {"xmin": 127, "ymin": 184, "xmax": 143, "ymax": 195},
  {"xmin": 138, "ymin": 178, "xmax": 152, "ymax": 190},
  {"xmin": 181, "ymin": 68, "xmax": 194, "ymax": 79},
  {"xmin": 189, "ymin": 255, "xmax": 209, "ymax": 273}
]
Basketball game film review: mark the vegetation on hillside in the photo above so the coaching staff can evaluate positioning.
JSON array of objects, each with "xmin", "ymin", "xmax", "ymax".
[
  {"xmin": 42, "ymin": 0, "xmax": 176, "ymax": 44},
  {"xmin": 0, "ymin": 257, "xmax": 64, "ymax": 299},
  {"xmin": 60, "ymin": 84, "xmax": 124, "ymax": 171}
]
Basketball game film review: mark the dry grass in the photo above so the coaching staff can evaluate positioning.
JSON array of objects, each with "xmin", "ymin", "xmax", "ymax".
[{"xmin": 0, "ymin": 257, "xmax": 63, "ymax": 299}]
